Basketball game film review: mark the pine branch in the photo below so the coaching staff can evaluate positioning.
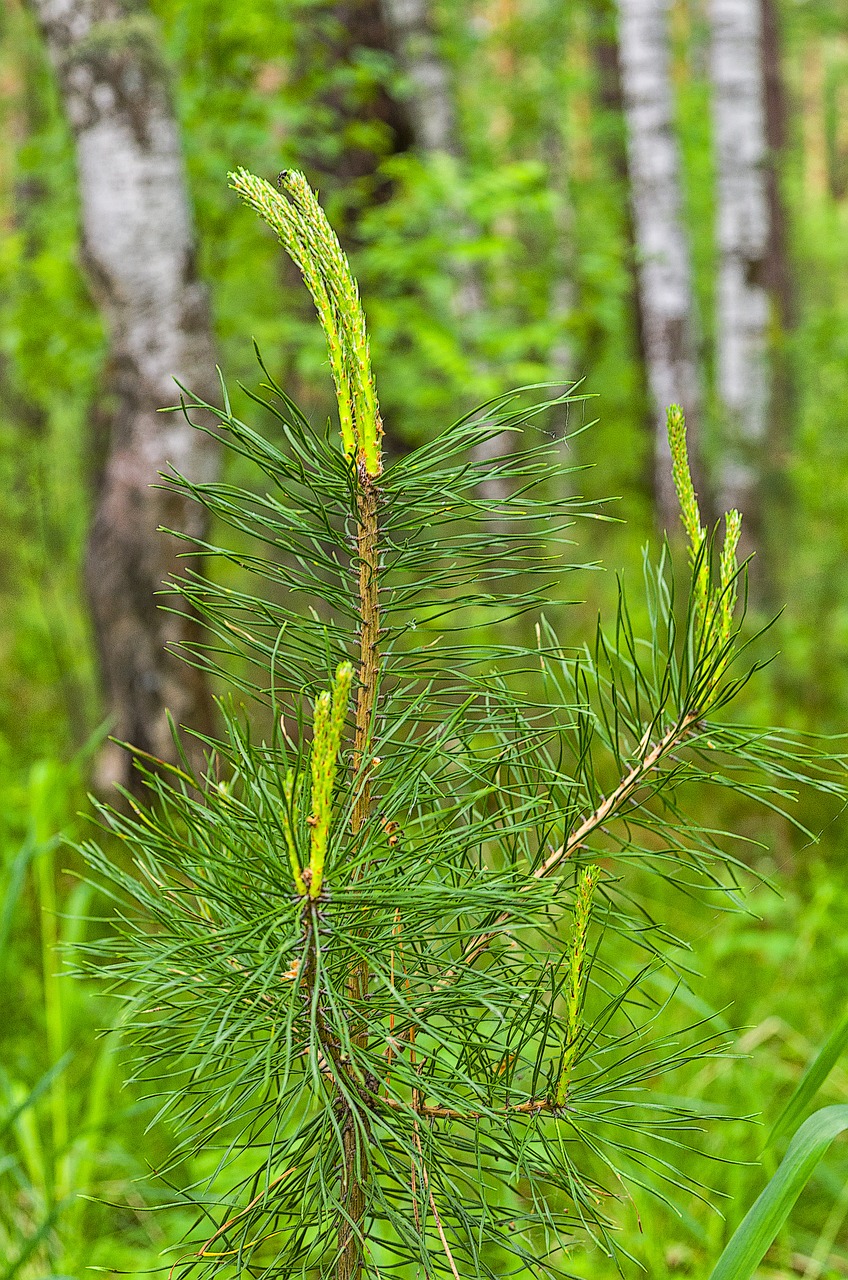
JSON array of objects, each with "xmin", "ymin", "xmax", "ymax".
[
  {"xmin": 378, "ymin": 1095, "xmax": 556, "ymax": 1120},
  {"xmin": 463, "ymin": 711, "xmax": 699, "ymax": 966},
  {"xmin": 81, "ymin": 160, "xmax": 848, "ymax": 1276},
  {"xmin": 537, "ymin": 712, "xmax": 699, "ymax": 879}
]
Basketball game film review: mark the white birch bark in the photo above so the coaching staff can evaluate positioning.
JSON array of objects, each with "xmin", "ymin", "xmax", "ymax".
[
  {"xmin": 379, "ymin": 0, "xmax": 459, "ymax": 155},
  {"xmin": 616, "ymin": 0, "xmax": 702, "ymax": 527},
  {"xmin": 380, "ymin": 0, "xmax": 517, "ymax": 488},
  {"xmin": 381, "ymin": 0, "xmax": 577, "ymax": 499},
  {"xmin": 708, "ymin": 0, "xmax": 770, "ymax": 517},
  {"xmin": 27, "ymin": 0, "xmax": 219, "ymax": 787}
]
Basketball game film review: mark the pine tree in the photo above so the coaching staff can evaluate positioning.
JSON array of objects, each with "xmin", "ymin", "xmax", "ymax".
[{"xmin": 85, "ymin": 170, "xmax": 842, "ymax": 1279}]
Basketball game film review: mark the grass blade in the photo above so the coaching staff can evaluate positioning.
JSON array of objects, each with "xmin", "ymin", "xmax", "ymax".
[
  {"xmin": 710, "ymin": 1105, "xmax": 848, "ymax": 1280},
  {"xmin": 766, "ymin": 1008, "xmax": 848, "ymax": 1149}
]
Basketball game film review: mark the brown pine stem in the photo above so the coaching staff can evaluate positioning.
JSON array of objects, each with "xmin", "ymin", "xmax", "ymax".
[
  {"xmin": 379, "ymin": 1094, "xmax": 556, "ymax": 1120},
  {"xmin": 299, "ymin": 896, "xmax": 370, "ymax": 1279},
  {"xmin": 352, "ymin": 465, "xmax": 382, "ymax": 837},
  {"xmin": 338, "ymin": 460, "xmax": 382, "ymax": 1280}
]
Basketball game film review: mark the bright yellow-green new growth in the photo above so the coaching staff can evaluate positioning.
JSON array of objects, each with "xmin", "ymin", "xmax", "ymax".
[
  {"xmin": 555, "ymin": 865, "xmax": 600, "ymax": 1107},
  {"xmin": 229, "ymin": 167, "xmax": 355, "ymax": 458},
  {"xmin": 280, "ymin": 171, "xmax": 378, "ymax": 454},
  {"xmin": 308, "ymin": 662, "xmax": 353, "ymax": 898},
  {"xmin": 667, "ymin": 405, "xmax": 743, "ymax": 675},
  {"xmin": 667, "ymin": 405, "xmax": 709, "ymax": 633},
  {"xmin": 718, "ymin": 508, "xmax": 742, "ymax": 647},
  {"xmin": 228, "ymin": 167, "xmax": 383, "ymax": 476},
  {"xmin": 282, "ymin": 769, "xmax": 306, "ymax": 896}
]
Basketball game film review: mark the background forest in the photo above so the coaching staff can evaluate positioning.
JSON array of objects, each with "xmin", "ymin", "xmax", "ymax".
[{"xmin": 1, "ymin": 0, "xmax": 848, "ymax": 1276}]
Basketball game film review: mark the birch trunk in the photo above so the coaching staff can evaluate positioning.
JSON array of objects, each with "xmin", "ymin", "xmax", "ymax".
[
  {"xmin": 616, "ymin": 0, "xmax": 702, "ymax": 527},
  {"xmin": 380, "ymin": 0, "xmax": 520, "ymax": 493},
  {"xmin": 378, "ymin": 0, "xmax": 459, "ymax": 155},
  {"xmin": 708, "ymin": 0, "xmax": 770, "ymax": 520},
  {"xmin": 588, "ymin": 0, "xmax": 650, "ymax": 478},
  {"xmin": 27, "ymin": 0, "xmax": 219, "ymax": 789}
]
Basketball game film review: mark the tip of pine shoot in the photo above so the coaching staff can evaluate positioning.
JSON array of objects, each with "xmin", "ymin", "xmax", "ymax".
[{"xmin": 230, "ymin": 166, "xmax": 383, "ymax": 478}]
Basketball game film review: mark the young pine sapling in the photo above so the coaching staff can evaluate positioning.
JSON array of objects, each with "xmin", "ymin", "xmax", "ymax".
[{"xmin": 86, "ymin": 170, "xmax": 843, "ymax": 1280}]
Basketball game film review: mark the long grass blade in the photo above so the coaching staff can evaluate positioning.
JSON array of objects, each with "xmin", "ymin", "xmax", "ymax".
[
  {"xmin": 765, "ymin": 1008, "xmax": 848, "ymax": 1149},
  {"xmin": 710, "ymin": 1105, "xmax": 848, "ymax": 1280}
]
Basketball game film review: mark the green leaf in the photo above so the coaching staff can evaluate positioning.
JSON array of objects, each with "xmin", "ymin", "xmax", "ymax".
[
  {"xmin": 709, "ymin": 1105, "xmax": 848, "ymax": 1280},
  {"xmin": 766, "ymin": 1008, "xmax": 848, "ymax": 1149}
]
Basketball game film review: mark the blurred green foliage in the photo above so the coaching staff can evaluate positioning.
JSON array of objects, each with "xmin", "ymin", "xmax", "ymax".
[{"xmin": 1, "ymin": 0, "xmax": 848, "ymax": 1274}]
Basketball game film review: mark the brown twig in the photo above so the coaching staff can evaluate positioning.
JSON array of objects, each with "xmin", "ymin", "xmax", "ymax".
[
  {"xmin": 339, "ymin": 463, "xmax": 382, "ymax": 1280},
  {"xmin": 411, "ymin": 1115, "xmax": 460, "ymax": 1280},
  {"xmin": 379, "ymin": 1094, "xmax": 555, "ymax": 1121},
  {"xmin": 197, "ymin": 1167, "xmax": 297, "ymax": 1255},
  {"xmin": 463, "ymin": 713, "xmax": 698, "ymax": 965}
]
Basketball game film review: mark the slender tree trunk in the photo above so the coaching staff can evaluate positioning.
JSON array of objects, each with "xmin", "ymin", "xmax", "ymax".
[
  {"xmin": 379, "ymin": 0, "xmax": 460, "ymax": 155},
  {"xmin": 381, "ymin": 0, "xmax": 576, "ymax": 503},
  {"xmin": 824, "ymin": 40, "xmax": 848, "ymax": 202},
  {"xmin": 759, "ymin": 0, "xmax": 795, "ymax": 596},
  {"xmin": 759, "ymin": 0, "xmax": 794, "ymax": 331},
  {"xmin": 27, "ymin": 0, "xmax": 219, "ymax": 789},
  {"xmin": 379, "ymin": 0, "xmax": 521, "ymax": 495},
  {"xmin": 379, "ymin": 0, "xmax": 484, "ymax": 319},
  {"xmin": 801, "ymin": 38, "xmax": 828, "ymax": 203},
  {"xmin": 539, "ymin": 3, "xmax": 578, "ymax": 414},
  {"xmin": 297, "ymin": 0, "xmax": 414, "ymax": 213},
  {"xmin": 588, "ymin": 0, "xmax": 651, "ymax": 483},
  {"xmin": 616, "ymin": 0, "xmax": 703, "ymax": 529},
  {"xmin": 707, "ymin": 0, "xmax": 770, "ymax": 526}
]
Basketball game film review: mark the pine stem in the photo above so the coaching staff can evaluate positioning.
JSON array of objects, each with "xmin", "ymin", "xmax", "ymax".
[
  {"xmin": 338, "ymin": 1122, "xmax": 367, "ymax": 1280},
  {"xmin": 229, "ymin": 167, "xmax": 385, "ymax": 1278},
  {"xmin": 339, "ymin": 462, "xmax": 382, "ymax": 1280},
  {"xmin": 352, "ymin": 466, "xmax": 381, "ymax": 837}
]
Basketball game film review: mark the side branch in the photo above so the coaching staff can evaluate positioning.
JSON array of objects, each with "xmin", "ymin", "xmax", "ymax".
[
  {"xmin": 536, "ymin": 711, "xmax": 698, "ymax": 881},
  {"xmin": 379, "ymin": 1095, "xmax": 556, "ymax": 1121},
  {"xmin": 463, "ymin": 712, "xmax": 698, "ymax": 965}
]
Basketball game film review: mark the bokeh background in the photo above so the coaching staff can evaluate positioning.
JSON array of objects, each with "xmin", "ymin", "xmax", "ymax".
[{"xmin": 1, "ymin": 0, "xmax": 848, "ymax": 1275}]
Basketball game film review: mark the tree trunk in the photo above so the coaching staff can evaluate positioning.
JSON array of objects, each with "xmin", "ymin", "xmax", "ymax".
[
  {"xmin": 615, "ymin": 0, "xmax": 703, "ymax": 529},
  {"xmin": 588, "ymin": 0, "xmax": 650, "ymax": 484},
  {"xmin": 379, "ymin": 0, "xmax": 516, "ymax": 487},
  {"xmin": 296, "ymin": 0, "xmax": 414, "ymax": 214},
  {"xmin": 707, "ymin": 0, "xmax": 770, "ymax": 527},
  {"xmin": 759, "ymin": 0, "xmax": 795, "ymax": 594},
  {"xmin": 759, "ymin": 0, "xmax": 794, "ymax": 332},
  {"xmin": 379, "ymin": 0, "xmax": 484, "ymax": 319},
  {"xmin": 379, "ymin": 0, "xmax": 460, "ymax": 155},
  {"xmin": 27, "ymin": 0, "xmax": 219, "ymax": 790}
]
